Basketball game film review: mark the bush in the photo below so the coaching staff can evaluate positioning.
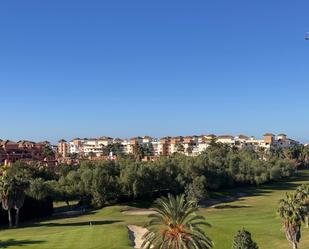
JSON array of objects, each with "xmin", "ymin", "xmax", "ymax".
[{"xmin": 232, "ymin": 228, "xmax": 259, "ymax": 249}]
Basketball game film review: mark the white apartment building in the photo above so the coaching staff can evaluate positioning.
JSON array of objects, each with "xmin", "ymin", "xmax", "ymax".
[
  {"xmin": 58, "ymin": 133, "xmax": 300, "ymax": 159},
  {"xmin": 69, "ymin": 138, "xmax": 84, "ymax": 154},
  {"xmin": 216, "ymin": 135, "xmax": 236, "ymax": 145},
  {"xmin": 275, "ymin": 134, "xmax": 299, "ymax": 148},
  {"xmin": 69, "ymin": 142, "xmax": 80, "ymax": 154},
  {"xmin": 197, "ymin": 136, "xmax": 212, "ymax": 153},
  {"xmin": 121, "ymin": 139, "xmax": 131, "ymax": 154},
  {"xmin": 151, "ymin": 140, "xmax": 160, "ymax": 156},
  {"xmin": 97, "ymin": 136, "xmax": 113, "ymax": 147},
  {"xmin": 142, "ymin": 136, "xmax": 153, "ymax": 144},
  {"xmin": 83, "ymin": 139, "xmax": 103, "ymax": 156}
]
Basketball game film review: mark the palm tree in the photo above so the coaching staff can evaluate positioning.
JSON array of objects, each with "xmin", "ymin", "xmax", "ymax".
[
  {"xmin": 42, "ymin": 145, "xmax": 55, "ymax": 159},
  {"xmin": 300, "ymin": 146, "xmax": 309, "ymax": 167},
  {"xmin": 176, "ymin": 143, "xmax": 185, "ymax": 153},
  {"xmin": 141, "ymin": 194, "xmax": 212, "ymax": 249},
  {"xmin": 133, "ymin": 144, "xmax": 145, "ymax": 161},
  {"xmin": 1, "ymin": 187, "xmax": 14, "ymax": 228},
  {"xmin": 0, "ymin": 162, "xmax": 30, "ymax": 228},
  {"xmin": 186, "ymin": 146, "xmax": 193, "ymax": 156},
  {"xmin": 0, "ymin": 173, "xmax": 29, "ymax": 227},
  {"xmin": 295, "ymin": 184, "xmax": 309, "ymax": 228},
  {"xmin": 278, "ymin": 193, "xmax": 305, "ymax": 249}
]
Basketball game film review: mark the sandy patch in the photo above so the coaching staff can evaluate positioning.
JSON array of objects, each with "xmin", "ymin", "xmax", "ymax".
[
  {"xmin": 123, "ymin": 209, "xmax": 157, "ymax": 216},
  {"xmin": 127, "ymin": 225, "xmax": 149, "ymax": 248}
]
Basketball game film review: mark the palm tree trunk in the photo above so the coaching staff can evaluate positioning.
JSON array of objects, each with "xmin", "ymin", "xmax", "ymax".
[
  {"xmin": 8, "ymin": 209, "xmax": 12, "ymax": 228},
  {"xmin": 293, "ymin": 242, "xmax": 298, "ymax": 249},
  {"xmin": 15, "ymin": 208, "xmax": 19, "ymax": 227}
]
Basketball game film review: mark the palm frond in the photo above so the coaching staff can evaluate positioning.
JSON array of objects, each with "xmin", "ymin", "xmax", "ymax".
[{"xmin": 142, "ymin": 194, "xmax": 213, "ymax": 249}]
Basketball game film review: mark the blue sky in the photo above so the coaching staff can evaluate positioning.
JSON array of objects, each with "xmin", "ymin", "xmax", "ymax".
[{"xmin": 1, "ymin": 1, "xmax": 309, "ymax": 143}]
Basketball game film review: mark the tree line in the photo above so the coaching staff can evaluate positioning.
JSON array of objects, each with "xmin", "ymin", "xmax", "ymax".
[{"xmin": 48, "ymin": 143, "xmax": 298, "ymax": 207}]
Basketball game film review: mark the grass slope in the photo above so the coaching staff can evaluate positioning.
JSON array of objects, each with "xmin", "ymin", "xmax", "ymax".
[{"xmin": 0, "ymin": 171, "xmax": 309, "ymax": 249}]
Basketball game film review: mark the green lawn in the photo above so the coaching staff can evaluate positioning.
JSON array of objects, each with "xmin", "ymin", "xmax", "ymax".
[{"xmin": 0, "ymin": 171, "xmax": 309, "ymax": 249}]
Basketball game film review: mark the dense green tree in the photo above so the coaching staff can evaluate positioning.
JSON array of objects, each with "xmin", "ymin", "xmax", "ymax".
[
  {"xmin": 50, "ymin": 169, "xmax": 83, "ymax": 208},
  {"xmin": 185, "ymin": 176, "xmax": 208, "ymax": 204},
  {"xmin": 88, "ymin": 163, "xmax": 120, "ymax": 207},
  {"xmin": 28, "ymin": 178, "xmax": 52, "ymax": 200},
  {"xmin": 118, "ymin": 160, "xmax": 139, "ymax": 198}
]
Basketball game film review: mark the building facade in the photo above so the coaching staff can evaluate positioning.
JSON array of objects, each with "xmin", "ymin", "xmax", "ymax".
[
  {"xmin": 0, "ymin": 140, "xmax": 54, "ymax": 165},
  {"xmin": 56, "ymin": 133, "xmax": 300, "ymax": 160}
]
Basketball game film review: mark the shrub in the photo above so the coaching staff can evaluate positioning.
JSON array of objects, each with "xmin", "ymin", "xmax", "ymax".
[{"xmin": 232, "ymin": 228, "xmax": 259, "ymax": 249}]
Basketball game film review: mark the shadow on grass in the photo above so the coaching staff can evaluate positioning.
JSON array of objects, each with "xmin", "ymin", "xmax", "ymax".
[
  {"xmin": 52, "ymin": 209, "xmax": 98, "ymax": 219},
  {"xmin": 0, "ymin": 239, "xmax": 45, "ymax": 248},
  {"xmin": 11, "ymin": 209, "xmax": 100, "ymax": 230},
  {"xmin": 29, "ymin": 220, "xmax": 122, "ymax": 228}
]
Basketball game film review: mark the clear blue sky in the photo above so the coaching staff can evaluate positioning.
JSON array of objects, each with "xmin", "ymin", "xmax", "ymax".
[{"xmin": 1, "ymin": 1, "xmax": 309, "ymax": 143}]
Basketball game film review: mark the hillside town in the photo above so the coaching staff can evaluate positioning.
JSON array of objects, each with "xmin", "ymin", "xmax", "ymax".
[{"xmin": 0, "ymin": 133, "xmax": 301, "ymax": 166}]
